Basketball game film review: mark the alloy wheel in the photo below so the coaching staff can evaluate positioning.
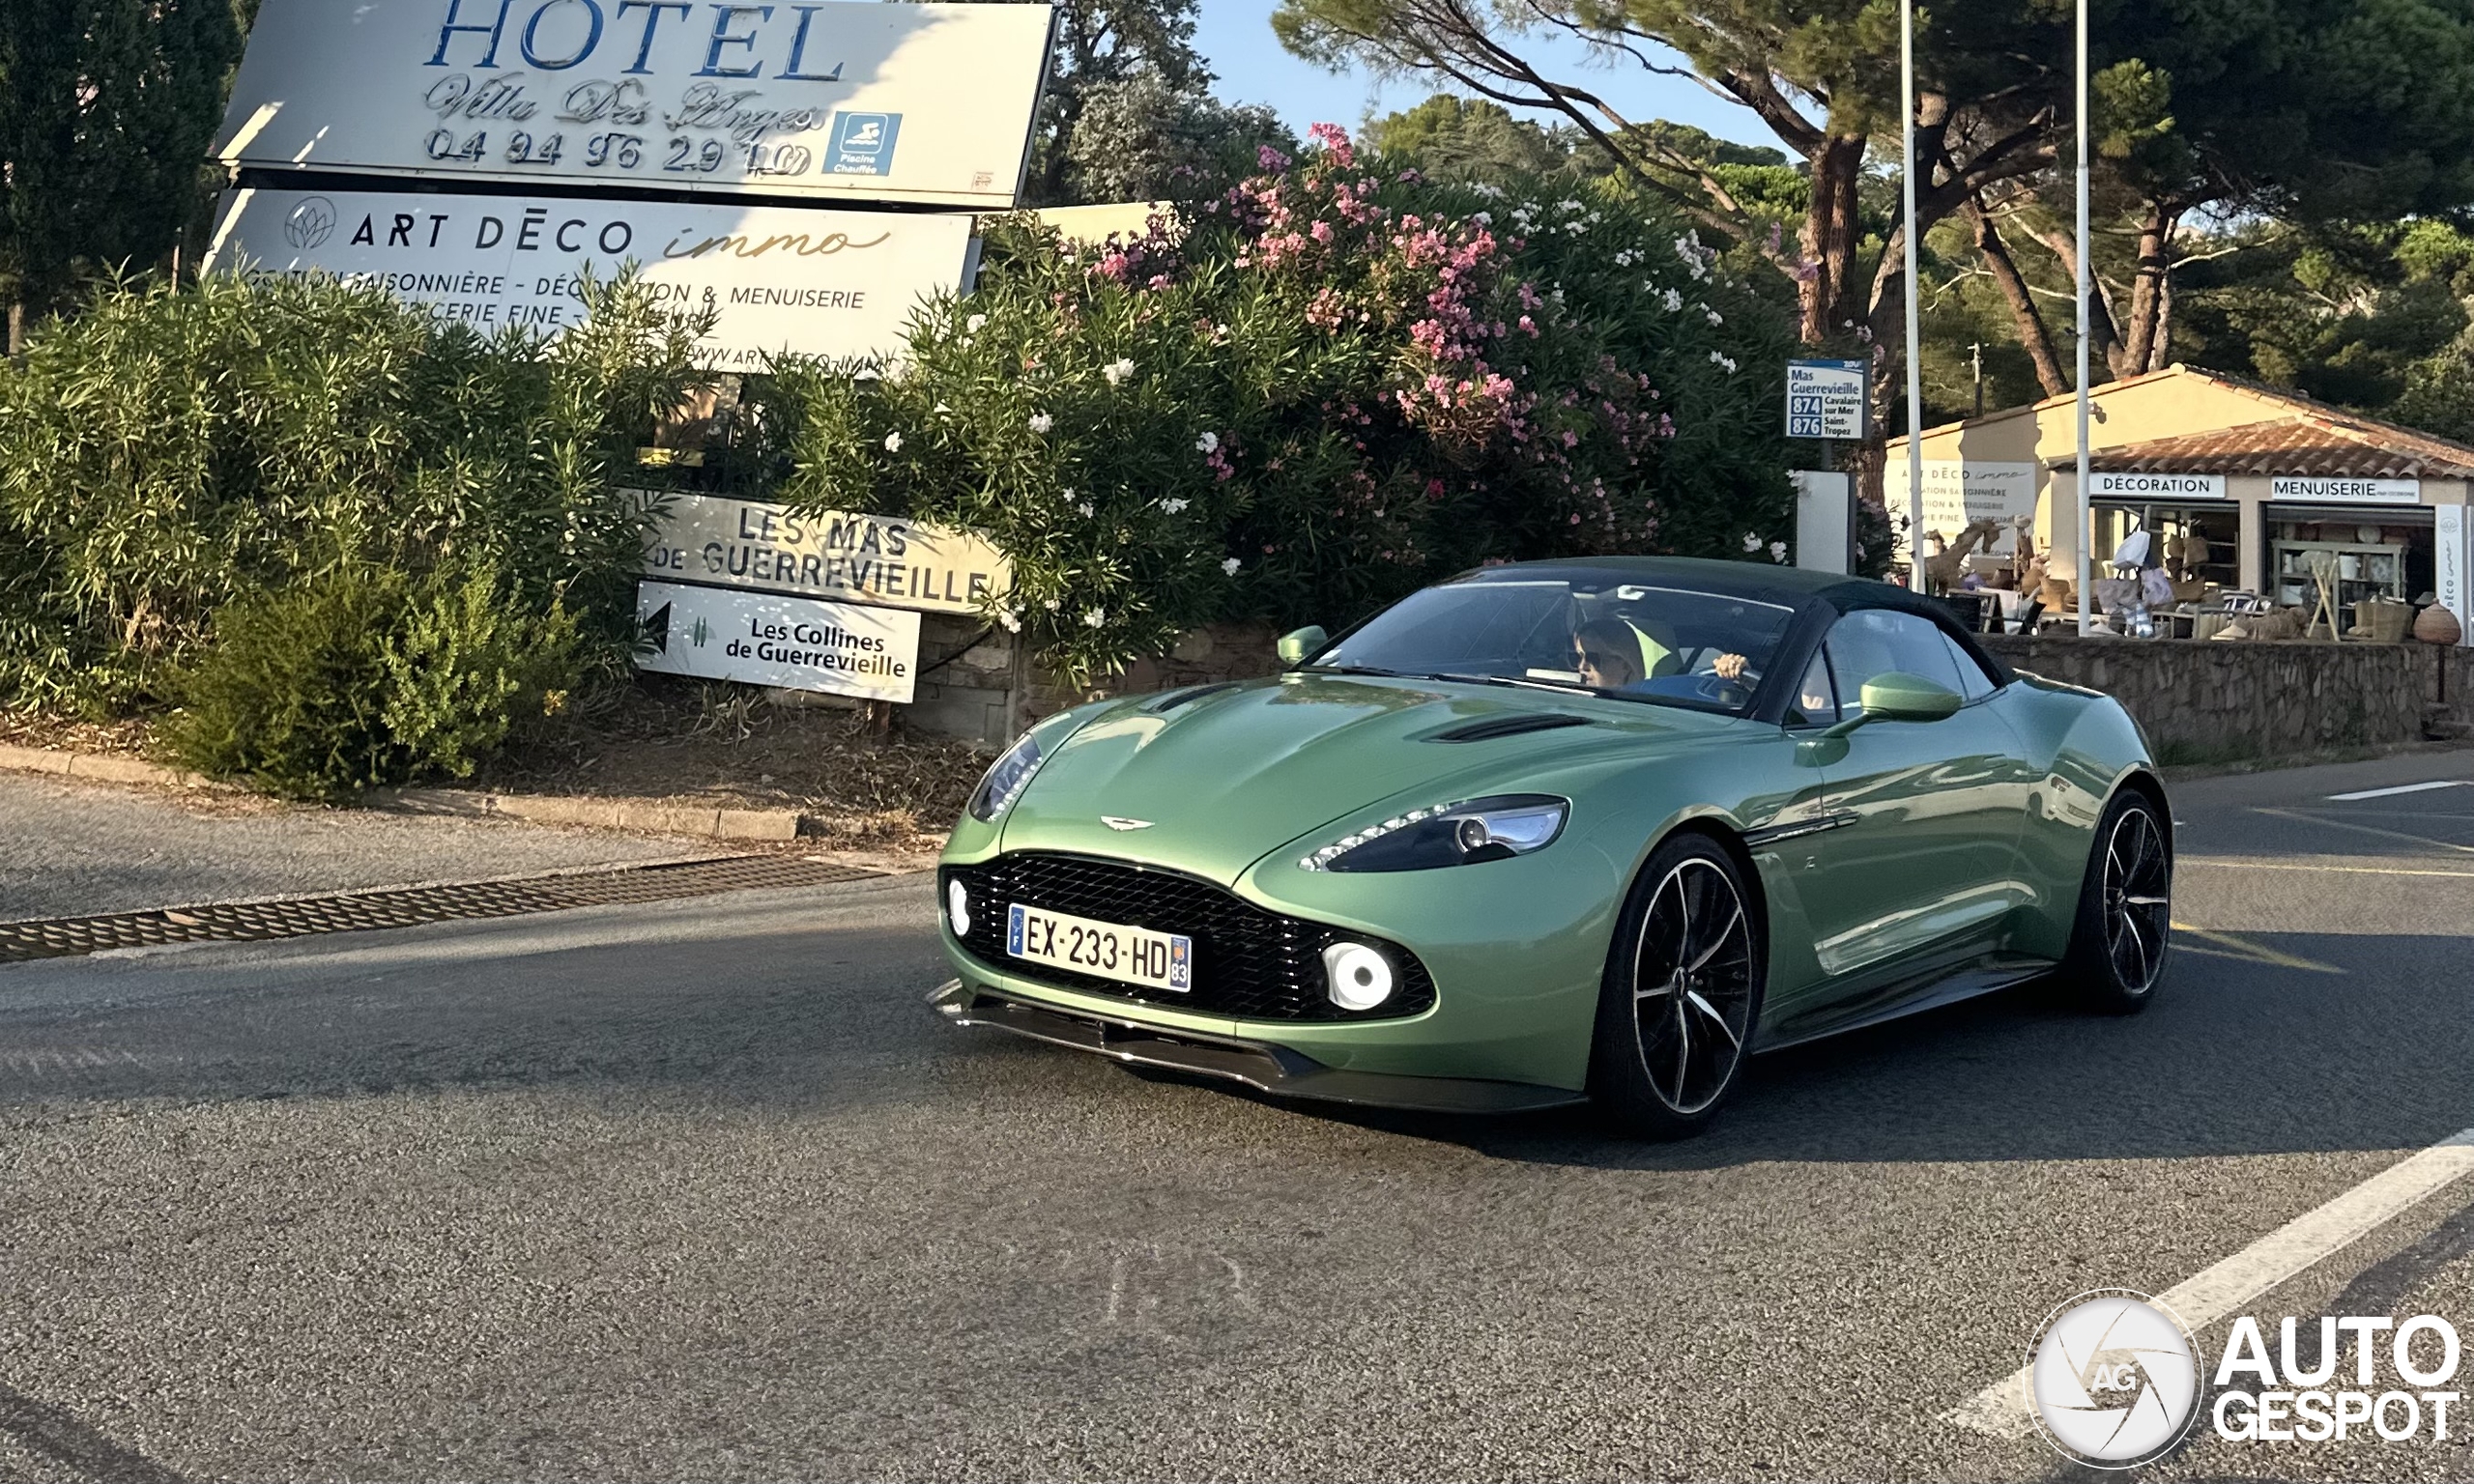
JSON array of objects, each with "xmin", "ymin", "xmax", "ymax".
[
  {"xmin": 2101, "ymin": 803, "xmax": 2172, "ymax": 993},
  {"xmin": 1629, "ymin": 858, "xmax": 1756, "ymax": 1115}
]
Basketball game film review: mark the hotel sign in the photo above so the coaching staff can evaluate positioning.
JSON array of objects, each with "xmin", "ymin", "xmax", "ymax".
[
  {"xmin": 214, "ymin": 0, "xmax": 1057, "ymax": 208},
  {"xmin": 640, "ymin": 493, "xmax": 1011, "ymax": 615},
  {"xmin": 205, "ymin": 186, "xmax": 973, "ymax": 367},
  {"xmin": 2087, "ymin": 471, "xmax": 2226, "ymax": 500},
  {"xmin": 2270, "ymin": 475, "xmax": 2423, "ymax": 504}
]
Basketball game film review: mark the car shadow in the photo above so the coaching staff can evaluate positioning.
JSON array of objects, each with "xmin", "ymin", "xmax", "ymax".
[{"xmin": 1212, "ymin": 928, "xmax": 2471, "ymax": 1169}]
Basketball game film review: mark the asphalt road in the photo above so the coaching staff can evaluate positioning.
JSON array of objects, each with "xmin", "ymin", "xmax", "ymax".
[{"xmin": 1, "ymin": 752, "xmax": 2469, "ymax": 1482}]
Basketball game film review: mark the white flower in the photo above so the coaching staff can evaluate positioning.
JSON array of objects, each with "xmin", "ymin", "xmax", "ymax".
[
  {"xmin": 1705, "ymin": 310, "xmax": 1724, "ymax": 327},
  {"xmin": 882, "ymin": 431, "xmax": 903, "ymax": 452},
  {"xmin": 1075, "ymin": 501, "xmax": 1094, "ymax": 518},
  {"xmin": 1158, "ymin": 498, "xmax": 1189, "ymax": 514},
  {"xmin": 1558, "ymin": 199, "xmax": 1584, "ymax": 214},
  {"xmin": 1082, "ymin": 608, "xmax": 1106, "ymax": 628},
  {"xmin": 964, "ymin": 313, "xmax": 989, "ymax": 334},
  {"xmin": 933, "ymin": 402, "xmax": 952, "ymax": 416},
  {"xmin": 1103, "ymin": 357, "xmax": 1135, "ymax": 385},
  {"xmin": 1222, "ymin": 556, "xmax": 1242, "ymax": 576},
  {"xmin": 1769, "ymin": 541, "xmax": 1789, "ymax": 562},
  {"xmin": 1470, "ymin": 211, "xmax": 1493, "ymax": 226},
  {"xmin": 996, "ymin": 610, "xmax": 1021, "ymax": 633},
  {"xmin": 1660, "ymin": 288, "xmax": 1683, "ymax": 312},
  {"xmin": 1042, "ymin": 597, "xmax": 1061, "ymax": 611},
  {"xmin": 1613, "ymin": 249, "xmax": 1636, "ymax": 268},
  {"xmin": 1028, "ymin": 412, "xmax": 1053, "ymax": 435},
  {"xmin": 1195, "ymin": 431, "xmax": 1220, "ymax": 454},
  {"xmin": 1742, "ymin": 531, "xmax": 1762, "ymax": 553}
]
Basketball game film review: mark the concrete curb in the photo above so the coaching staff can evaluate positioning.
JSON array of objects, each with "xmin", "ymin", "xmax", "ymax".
[
  {"xmin": 366, "ymin": 786, "xmax": 804, "ymax": 842},
  {"xmin": 0, "ymin": 743, "xmax": 212, "ymax": 790}
]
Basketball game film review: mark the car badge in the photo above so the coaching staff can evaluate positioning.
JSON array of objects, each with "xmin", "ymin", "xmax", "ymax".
[{"xmin": 1101, "ymin": 816, "xmax": 1155, "ymax": 831}]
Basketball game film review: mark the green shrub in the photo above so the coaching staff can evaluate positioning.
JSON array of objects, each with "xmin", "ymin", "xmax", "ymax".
[
  {"xmin": 158, "ymin": 565, "xmax": 590, "ymax": 802},
  {"xmin": 0, "ymin": 270, "xmax": 707, "ymax": 792},
  {"xmin": 0, "ymin": 271, "xmax": 704, "ymax": 716},
  {"xmin": 382, "ymin": 568, "xmax": 587, "ymax": 783},
  {"xmin": 158, "ymin": 570, "xmax": 406, "ymax": 802}
]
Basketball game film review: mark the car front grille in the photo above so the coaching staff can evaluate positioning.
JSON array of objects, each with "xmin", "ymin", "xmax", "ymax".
[{"xmin": 941, "ymin": 852, "xmax": 1436, "ymax": 1022}]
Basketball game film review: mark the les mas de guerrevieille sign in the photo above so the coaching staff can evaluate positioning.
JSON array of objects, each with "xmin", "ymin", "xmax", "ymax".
[{"xmin": 214, "ymin": 0, "xmax": 1057, "ymax": 209}]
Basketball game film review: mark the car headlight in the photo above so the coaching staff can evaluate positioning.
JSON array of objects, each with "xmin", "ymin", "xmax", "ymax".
[
  {"xmin": 1299, "ymin": 794, "xmax": 1568, "ymax": 872},
  {"xmin": 966, "ymin": 731, "xmax": 1046, "ymax": 823}
]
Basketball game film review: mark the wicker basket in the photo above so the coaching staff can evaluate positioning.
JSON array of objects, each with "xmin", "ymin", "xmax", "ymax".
[{"xmin": 2353, "ymin": 598, "xmax": 2413, "ymax": 644}]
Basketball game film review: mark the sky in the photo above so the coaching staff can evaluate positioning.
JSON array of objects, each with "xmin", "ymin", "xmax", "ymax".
[{"xmin": 1189, "ymin": 2, "xmax": 1773, "ymax": 150}]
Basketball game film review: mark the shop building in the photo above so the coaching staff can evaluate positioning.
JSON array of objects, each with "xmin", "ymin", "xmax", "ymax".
[{"xmin": 1885, "ymin": 365, "xmax": 2471, "ymax": 642}]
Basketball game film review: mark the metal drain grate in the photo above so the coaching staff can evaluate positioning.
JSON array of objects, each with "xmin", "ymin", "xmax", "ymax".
[{"xmin": 0, "ymin": 856, "xmax": 882, "ymax": 964}]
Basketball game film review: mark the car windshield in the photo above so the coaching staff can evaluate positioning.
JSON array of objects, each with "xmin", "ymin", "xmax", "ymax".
[{"xmin": 1310, "ymin": 574, "xmax": 1798, "ymax": 716}]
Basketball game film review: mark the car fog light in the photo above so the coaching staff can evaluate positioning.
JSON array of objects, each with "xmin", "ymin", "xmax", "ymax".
[
  {"xmin": 946, "ymin": 879, "xmax": 971, "ymax": 936},
  {"xmin": 1321, "ymin": 941, "xmax": 1395, "ymax": 1012}
]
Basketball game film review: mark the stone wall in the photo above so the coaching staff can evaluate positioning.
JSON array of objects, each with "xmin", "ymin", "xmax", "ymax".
[
  {"xmin": 897, "ymin": 618, "xmax": 2474, "ymax": 760},
  {"xmin": 895, "ymin": 620, "xmax": 1287, "ymax": 748},
  {"xmin": 1983, "ymin": 635, "xmax": 2474, "ymax": 760}
]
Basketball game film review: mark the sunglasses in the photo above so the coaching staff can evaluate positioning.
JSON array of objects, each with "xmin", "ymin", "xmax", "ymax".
[{"xmin": 1572, "ymin": 645, "xmax": 1626, "ymax": 671}]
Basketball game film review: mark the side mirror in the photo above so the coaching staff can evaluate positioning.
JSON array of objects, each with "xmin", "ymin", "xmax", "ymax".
[
  {"xmin": 1277, "ymin": 625, "xmax": 1328, "ymax": 666},
  {"xmin": 1860, "ymin": 672, "xmax": 1963, "ymax": 723},
  {"xmin": 1817, "ymin": 672, "xmax": 1962, "ymax": 739}
]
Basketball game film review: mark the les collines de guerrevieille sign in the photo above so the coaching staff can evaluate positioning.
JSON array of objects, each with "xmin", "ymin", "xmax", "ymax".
[{"xmin": 216, "ymin": 0, "xmax": 1056, "ymax": 208}]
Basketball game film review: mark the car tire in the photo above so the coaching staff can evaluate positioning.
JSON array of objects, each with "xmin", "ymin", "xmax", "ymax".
[
  {"xmin": 1589, "ymin": 833, "xmax": 1767, "ymax": 1140},
  {"xmin": 2061, "ymin": 785, "xmax": 2173, "ymax": 1014}
]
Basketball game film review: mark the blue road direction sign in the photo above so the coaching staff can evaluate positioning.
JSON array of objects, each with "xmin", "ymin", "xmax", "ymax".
[{"xmin": 1785, "ymin": 358, "xmax": 1868, "ymax": 440}]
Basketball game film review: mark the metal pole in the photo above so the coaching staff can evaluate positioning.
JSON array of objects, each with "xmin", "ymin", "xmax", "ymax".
[
  {"xmin": 2074, "ymin": 0, "xmax": 2093, "ymax": 635},
  {"xmin": 1903, "ymin": 0, "xmax": 1926, "ymax": 593}
]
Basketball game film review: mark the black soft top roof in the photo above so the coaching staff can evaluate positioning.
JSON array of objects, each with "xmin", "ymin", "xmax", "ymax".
[{"xmin": 1454, "ymin": 556, "xmax": 1941, "ymax": 617}]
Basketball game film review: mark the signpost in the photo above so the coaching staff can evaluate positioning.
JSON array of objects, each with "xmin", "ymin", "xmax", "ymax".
[
  {"xmin": 214, "ymin": 0, "xmax": 1058, "ymax": 209},
  {"xmin": 1785, "ymin": 358, "xmax": 1867, "ymax": 441},
  {"xmin": 205, "ymin": 187, "xmax": 974, "ymax": 367},
  {"xmin": 635, "ymin": 580, "xmax": 921, "ymax": 702},
  {"xmin": 1786, "ymin": 358, "xmax": 1867, "ymax": 571},
  {"xmin": 639, "ymin": 493, "xmax": 1011, "ymax": 615}
]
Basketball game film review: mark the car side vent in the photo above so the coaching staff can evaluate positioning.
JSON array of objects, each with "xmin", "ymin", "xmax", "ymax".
[
  {"xmin": 1144, "ymin": 681, "xmax": 1241, "ymax": 714},
  {"xmin": 1427, "ymin": 714, "xmax": 1593, "ymax": 743}
]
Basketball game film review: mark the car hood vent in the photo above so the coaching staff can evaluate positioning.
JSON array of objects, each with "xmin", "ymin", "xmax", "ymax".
[
  {"xmin": 1425, "ymin": 713, "xmax": 1593, "ymax": 743},
  {"xmin": 1144, "ymin": 681, "xmax": 1242, "ymax": 714}
]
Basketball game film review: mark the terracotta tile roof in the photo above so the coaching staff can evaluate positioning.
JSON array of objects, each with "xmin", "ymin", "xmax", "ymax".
[{"xmin": 2052, "ymin": 413, "xmax": 2474, "ymax": 479}]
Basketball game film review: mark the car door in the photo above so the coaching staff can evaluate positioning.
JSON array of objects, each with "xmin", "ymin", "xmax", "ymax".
[{"xmin": 1797, "ymin": 607, "xmax": 2034, "ymax": 985}]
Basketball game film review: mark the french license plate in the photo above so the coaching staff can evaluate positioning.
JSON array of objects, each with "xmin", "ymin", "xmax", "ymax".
[{"xmin": 1006, "ymin": 903, "xmax": 1193, "ymax": 992}]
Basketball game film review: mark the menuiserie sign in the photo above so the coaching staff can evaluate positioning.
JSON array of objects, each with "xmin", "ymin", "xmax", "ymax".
[
  {"xmin": 206, "ymin": 186, "xmax": 971, "ymax": 366},
  {"xmin": 215, "ymin": 0, "xmax": 1056, "ymax": 208}
]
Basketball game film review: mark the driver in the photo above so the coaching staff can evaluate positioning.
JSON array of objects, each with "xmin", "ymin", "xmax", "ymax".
[{"xmin": 1571, "ymin": 617, "xmax": 1748, "ymax": 691}]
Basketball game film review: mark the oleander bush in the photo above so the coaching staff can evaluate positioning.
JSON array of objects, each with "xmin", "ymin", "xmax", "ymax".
[
  {"xmin": 0, "ymin": 271, "xmax": 704, "ymax": 790},
  {"xmin": 763, "ymin": 125, "xmax": 1802, "ymax": 683}
]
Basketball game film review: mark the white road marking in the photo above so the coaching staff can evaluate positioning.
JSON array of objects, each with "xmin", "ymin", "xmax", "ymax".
[
  {"xmin": 2325, "ymin": 780, "xmax": 2474, "ymax": 802},
  {"xmin": 1948, "ymin": 1127, "xmax": 2474, "ymax": 1440},
  {"xmin": 2181, "ymin": 858, "xmax": 2474, "ymax": 880}
]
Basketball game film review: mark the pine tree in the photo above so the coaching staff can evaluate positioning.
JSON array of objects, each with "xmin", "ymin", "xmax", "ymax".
[{"xmin": 0, "ymin": 0, "xmax": 245, "ymax": 350}]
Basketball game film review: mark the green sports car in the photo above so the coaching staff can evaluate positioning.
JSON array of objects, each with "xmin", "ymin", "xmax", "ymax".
[{"xmin": 932, "ymin": 556, "xmax": 2172, "ymax": 1138}]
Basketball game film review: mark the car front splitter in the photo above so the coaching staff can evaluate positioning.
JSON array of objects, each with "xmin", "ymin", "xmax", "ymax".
[{"xmin": 928, "ymin": 980, "xmax": 1585, "ymax": 1116}]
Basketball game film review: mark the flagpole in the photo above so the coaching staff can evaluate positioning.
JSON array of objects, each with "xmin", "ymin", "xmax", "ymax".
[
  {"xmin": 2074, "ymin": 0, "xmax": 2093, "ymax": 634},
  {"xmin": 1902, "ymin": 0, "xmax": 1926, "ymax": 594}
]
